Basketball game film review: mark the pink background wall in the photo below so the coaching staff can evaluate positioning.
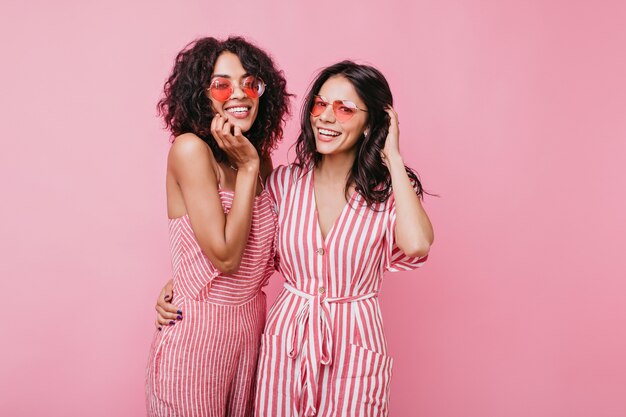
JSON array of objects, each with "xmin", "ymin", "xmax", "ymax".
[{"xmin": 1, "ymin": 1, "xmax": 625, "ymax": 416}]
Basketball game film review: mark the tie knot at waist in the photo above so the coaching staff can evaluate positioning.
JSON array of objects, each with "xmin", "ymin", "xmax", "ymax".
[{"xmin": 283, "ymin": 283, "xmax": 377, "ymax": 416}]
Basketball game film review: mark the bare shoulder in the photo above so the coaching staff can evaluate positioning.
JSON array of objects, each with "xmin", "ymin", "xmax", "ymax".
[
  {"xmin": 170, "ymin": 133, "xmax": 212, "ymax": 157},
  {"xmin": 168, "ymin": 133, "xmax": 218, "ymax": 178},
  {"xmin": 169, "ymin": 133, "xmax": 217, "ymax": 166}
]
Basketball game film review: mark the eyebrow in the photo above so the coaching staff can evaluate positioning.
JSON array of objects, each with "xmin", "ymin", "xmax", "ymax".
[{"xmin": 316, "ymin": 95, "xmax": 357, "ymax": 103}]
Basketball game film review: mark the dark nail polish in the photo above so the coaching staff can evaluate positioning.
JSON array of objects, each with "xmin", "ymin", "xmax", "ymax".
[
  {"xmin": 177, "ymin": 310, "xmax": 183, "ymax": 315},
  {"xmin": 169, "ymin": 321, "xmax": 175, "ymax": 325},
  {"xmin": 158, "ymin": 327, "xmax": 162, "ymax": 331},
  {"xmin": 177, "ymin": 315, "xmax": 183, "ymax": 320}
]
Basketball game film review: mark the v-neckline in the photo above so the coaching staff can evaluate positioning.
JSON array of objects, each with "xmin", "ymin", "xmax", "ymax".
[{"xmin": 310, "ymin": 168, "xmax": 357, "ymax": 245}]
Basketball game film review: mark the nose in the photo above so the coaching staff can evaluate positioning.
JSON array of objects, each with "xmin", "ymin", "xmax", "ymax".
[{"xmin": 229, "ymin": 83, "xmax": 246, "ymax": 100}]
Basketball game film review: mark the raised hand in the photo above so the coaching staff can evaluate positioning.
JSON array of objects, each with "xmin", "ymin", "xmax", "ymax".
[
  {"xmin": 381, "ymin": 107, "xmax": 401, "ymax": 163},
  {"xmin": 211, "ymin": 114, "xmax": 260, "ymax": 172}
]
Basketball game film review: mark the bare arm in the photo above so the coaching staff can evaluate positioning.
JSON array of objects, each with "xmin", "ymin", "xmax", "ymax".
[
  {"xmin": 382, "ymin": 108, "xmax": 434, "ymax": 258},
  {"xmin": 154, "ymin": 117, "xmax": 264, "ymax": 329},
  {"xmin": 170, "ymin": 117, "xmax": 259, "ymax": 273},
  {"xmin": 154, "ymin": 152, "xmax": 272, "ymax": 330}
]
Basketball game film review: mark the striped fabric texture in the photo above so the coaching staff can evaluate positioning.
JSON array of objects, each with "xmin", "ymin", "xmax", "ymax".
[
  {"xmin": 255, "ymin": 165, "xmax": 427, "ymax": 417},
  {"xmin": 146, "ymin": 189, "xmax": 278, "ymax": 417}
]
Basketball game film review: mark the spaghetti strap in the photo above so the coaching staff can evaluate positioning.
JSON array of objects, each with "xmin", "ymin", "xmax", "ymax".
[{"xmin": 216, "ymin": 165, "xmax": 223, "ymax": 190}]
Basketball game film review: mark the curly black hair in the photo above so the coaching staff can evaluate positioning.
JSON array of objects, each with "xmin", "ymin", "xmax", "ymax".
[
  {"xmin": 158, "ymin": 36, "xmax": 292, "ymax": 161},
  {"xmin": 294, "ymin": 60, "xmax": 425, "ymax": 207}
]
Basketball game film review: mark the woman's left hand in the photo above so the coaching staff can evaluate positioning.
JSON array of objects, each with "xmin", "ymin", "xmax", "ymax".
[{"xmin": 382, "ymin": 107, "xmax": 401, "ymax": 162}]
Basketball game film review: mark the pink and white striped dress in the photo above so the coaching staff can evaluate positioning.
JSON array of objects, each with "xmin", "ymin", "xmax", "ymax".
[
  {"xmin": 255, "ymin": 165, "xmax": 428, "ymax": 417},
  {"xmin": 146, "ymin": 188, "xmax": 277, "ymax": 417}
]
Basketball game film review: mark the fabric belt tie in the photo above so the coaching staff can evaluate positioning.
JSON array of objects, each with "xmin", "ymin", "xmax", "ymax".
[{"xmin": 283, "ymin": 283, "xmax": 377, "ymax": 416}]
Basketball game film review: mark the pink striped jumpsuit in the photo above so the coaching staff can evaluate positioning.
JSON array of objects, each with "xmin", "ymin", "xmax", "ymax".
[
  {"xmin": 255, "ymin": 165, "xmax": 428, "ymax": 417},
  {"xmin": 146, "ymin": 188, "xmax": 277, "ymax": 417}
]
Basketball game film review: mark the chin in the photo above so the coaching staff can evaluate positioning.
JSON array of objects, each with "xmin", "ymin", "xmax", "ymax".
[
  {"xmin": 315, "ymin": 141, "xmax": 339, "ymax": 155},
  {"xmin": 224, "ymin": 116, "xmax": 253, "ymax": 133},
  {"xmin": 235, "ymin": 120, "xmax": 254, "ymax": 132}
]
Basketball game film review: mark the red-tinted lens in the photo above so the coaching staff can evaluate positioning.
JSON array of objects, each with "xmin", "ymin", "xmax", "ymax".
[
  {"xmin": 311, "ymin": 96, "xmax": 359, "ymax": 122},
  {"xmin": 241, "ymin": 76, "xmax": 265, "ymax": 99},
  {"xmin": 209, "ymin": 77, "xmax": 233, "ymax": 102},
  {"xmin": 333, "ymin": 101, "xmax": 358, "ymax": 122},
  {"xmin": 311, "ymin": 96, "xmax": 329, "ymax": 117}
]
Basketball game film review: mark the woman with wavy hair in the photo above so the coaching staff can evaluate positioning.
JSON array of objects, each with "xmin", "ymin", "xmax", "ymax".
[
  {"xmin": 253, "ymin": 61, "xmax": 434, "ymax": 416},
  {"xmin": 145, "ymin": 36, "xmax": 290, "ymax": 417}
]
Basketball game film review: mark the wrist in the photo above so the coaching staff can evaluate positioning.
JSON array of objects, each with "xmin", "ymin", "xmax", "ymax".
[
  {"xmin": 237, "ymin": 160, "xmax": 260, "ymax": 174},
  {"xmin": 383, "ymin": 151, "xmax": 404, "ymax": 167}
]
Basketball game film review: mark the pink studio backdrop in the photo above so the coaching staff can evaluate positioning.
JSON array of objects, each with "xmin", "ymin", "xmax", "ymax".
[{"xmin": 1, "ymin": 1, "xmax": 625, "ymax": 416}]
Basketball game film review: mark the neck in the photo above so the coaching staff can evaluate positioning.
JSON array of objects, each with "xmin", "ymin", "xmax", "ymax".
[{"xmin": 315, "ymin": 150, "xmax": 356, "ymax": 185}]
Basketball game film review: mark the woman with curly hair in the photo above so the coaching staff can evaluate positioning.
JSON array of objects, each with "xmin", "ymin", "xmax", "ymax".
[
  {"xmin": 145, "ymin": 36, "xmax": 290, "ymax": 417},
  {"xmin": 252, "ymin": 61, "xmax": 434, "ymax": 416}
]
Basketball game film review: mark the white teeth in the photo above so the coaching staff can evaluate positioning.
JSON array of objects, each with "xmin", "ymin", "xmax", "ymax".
[
  {"xmin": 319, "ymin": 128, "xmax": 340, "ymax": 137},
  {"xmin": 226, "ymin": 107, "xmax": 249, "ymax": 113}
]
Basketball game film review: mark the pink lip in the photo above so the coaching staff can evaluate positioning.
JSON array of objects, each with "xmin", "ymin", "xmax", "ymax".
[
  {"xmin": 224, "ymin": 105, "xmax": 251, "ymax": 120},
  {"xmin": 317, "ymin": 126, "xmax": 341, "ymax": 142}
]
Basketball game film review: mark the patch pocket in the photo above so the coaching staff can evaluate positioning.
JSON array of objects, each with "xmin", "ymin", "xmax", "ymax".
[
  {"xmin": 258, "ymin": 333, "xmax": 280, "ymax": 360},
  {"xmin": 340, "ymin": 344, "xmax": 394, "ymax": 415}
]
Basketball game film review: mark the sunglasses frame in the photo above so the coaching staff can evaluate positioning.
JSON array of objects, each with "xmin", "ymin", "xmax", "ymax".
[
  {"xmin": 207, "ymin": 75, "xmax": 266, "ymax": 102},
  {"xmin": 310, "ymin": 95, "xmax": 368, "ymax": 122}
]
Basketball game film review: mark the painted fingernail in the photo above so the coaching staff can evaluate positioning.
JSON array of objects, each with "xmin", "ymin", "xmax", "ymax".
[
  {"xmin": 158, "ymin": 327, "xmax": 162, "ymax": 331},
  {"xmin": 176, "ymin": 310, "xmax": 183, "ymax": 315},
  {"xmin": 169, "ymin": 321, "xmax": 175, "ymax": 326},
  {"xmin": 177, "ymin": 315, "xmax": 183, "ymax": 321}
]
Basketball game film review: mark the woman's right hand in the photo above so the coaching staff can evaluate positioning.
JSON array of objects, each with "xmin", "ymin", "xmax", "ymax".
[
  {"xmin": 211, "ymin": 114, "xmax": 260, "ymax": 172},
  {"xmin": 155, "ymin": 279, "xmax": 182, "ymax": 330}
]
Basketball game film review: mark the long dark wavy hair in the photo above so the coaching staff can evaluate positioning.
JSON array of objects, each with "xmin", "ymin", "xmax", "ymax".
[
  {"xmin": 158, "ymin": 36, "xmax": 291, "ymax": 161},
  {"xmin": 294, "ymin": 60, "xmax": 424, "ymax": 207}
]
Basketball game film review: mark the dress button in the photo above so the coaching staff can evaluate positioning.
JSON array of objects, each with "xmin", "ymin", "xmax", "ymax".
[
  {"xmin": 318, "ymin": 287, "xmax": 326, "ymax": 294},
  {"xmin": 317, "ymin": 248, "xmax": 325, "ymax": 255}
]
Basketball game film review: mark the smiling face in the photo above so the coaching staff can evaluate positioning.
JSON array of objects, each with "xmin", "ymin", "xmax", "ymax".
[
  {"xmin": 208, "ymin": 51, "xmax": 260, "ymax": 133},
  {"xmin": 310, "ymin": 75, "xmax": 368, "ymax": 157}
]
